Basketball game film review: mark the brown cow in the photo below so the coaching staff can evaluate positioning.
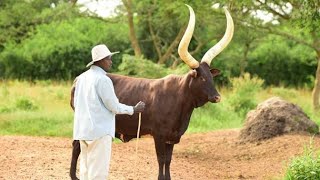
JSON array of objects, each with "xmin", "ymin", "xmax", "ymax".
[{"xmin": 70, "ymin": 5, "xmax": 234, "ymax": 180}]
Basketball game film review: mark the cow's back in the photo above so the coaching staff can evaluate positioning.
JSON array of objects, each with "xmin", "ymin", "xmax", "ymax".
[
  {"xmin": 108, "ymin": 74, "xmax": 156, "ymax": 136},
  {"xmin": 108, "ymin": 73, "xmax": 191, "ymax": 143}
]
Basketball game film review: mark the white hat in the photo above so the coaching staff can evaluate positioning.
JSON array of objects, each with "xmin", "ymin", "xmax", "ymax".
[{"xmin": 86, "ymin": 44, "xmax": 119, "ymax": 67}]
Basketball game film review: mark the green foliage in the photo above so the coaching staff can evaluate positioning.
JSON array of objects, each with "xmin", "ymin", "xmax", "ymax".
[
  {"xmin": 291, "ymin": 0, "xmax": 320, "ymax": 33},
  {"xmin": 247, "ymin": 35, "xmax": 316, "ymax": 88},
  {"xmin": 0, "ymin": 17, "xmax": 130, "ymax": 80},
  {"xmin": 0, "ymin": 112, "xmax": 73, "ymax": 137},
  {"xmin": 284, "ymin": 138, "xmax": 320, "ymax": 180},
  {"xmin": 271, "ymin": 87, "xmax": 299, "ymax": 100},
  {"xmin": 0, "ymin": 80, "xmax": 319, "ymax": 137},
  {"xmin": 188, "ymin": 100, "xmax": 241, "ymax": 133},
  {"xmin": 15, "ymin": 97, "xmax": 39, "ymax": 111},
  {"xmin": 117, "ymin": 54, "xmax": 168, "ymax": 78},
  {"xmin": 228, "ymin": 73, "xmax": 264, "ymax": 116},
  {"xmin": 131, "ymin": 0, "xmax": 225, "ymax": 62},
  {"xmin": 0, "ymin": 0, "xmax": 74, "ymax": 46},
  {"xmin": 0, "ymin": 106, "xmax": 15, "ymax": 113},
  {"xmin": 0, "ymin": 80, "xmax": 73, "ymax": 137},
  {"xmin": 0, "ymin": 0, "xmax": 318, "ymax": 89},
  {"xmin": 0, "ymin": 97, "xmax": 38, "ymax": 113},
  {"xmin": 169, "ymin": 63, "xmax": 190, "ymax": 75}
]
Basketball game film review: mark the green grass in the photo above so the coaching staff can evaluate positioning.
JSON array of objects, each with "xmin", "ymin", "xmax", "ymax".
[
  {"xmin": 0, "ymin": 80, "xmax": 74, "ymax": 137},
  {"xmin": 0, "ymin": 111, "xmax": 73, "ymax": 136},
  {"xmin": 188, "ymin": 99, "xmax": 242, "ymax": 133},
  {"xmin": 283, "ymin": 138, "xmax": 320, "ymax": 180},
  {"xmin": 0, "ymin": 79, "xmax": 319, "ymax": 137}
]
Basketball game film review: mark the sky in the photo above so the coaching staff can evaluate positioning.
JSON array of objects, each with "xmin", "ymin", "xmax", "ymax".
[{"xmin": 77, "ymin": 0, "xmax": 122, "ymax": 18}]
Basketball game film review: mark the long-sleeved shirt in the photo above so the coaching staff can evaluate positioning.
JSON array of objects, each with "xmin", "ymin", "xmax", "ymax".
[{"xmin": 73, "ymin": 65, "xmax": 134, "ymax": 140}]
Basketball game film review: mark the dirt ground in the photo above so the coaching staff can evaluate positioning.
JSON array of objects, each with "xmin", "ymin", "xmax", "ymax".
[{"xmin": 1, "ymin": 129, "xmax": 319, "ymax": 180}]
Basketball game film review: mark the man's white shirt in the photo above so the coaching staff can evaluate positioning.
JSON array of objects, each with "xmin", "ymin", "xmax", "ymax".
[{"xmin": 73, "ymin": 65, "xmax": 134, "ymax": 140}]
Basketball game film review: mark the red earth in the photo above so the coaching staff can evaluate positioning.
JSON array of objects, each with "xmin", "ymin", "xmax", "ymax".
[{"xmin": 1, "ymin": 129, "xmax": 319, "ymax": 180}]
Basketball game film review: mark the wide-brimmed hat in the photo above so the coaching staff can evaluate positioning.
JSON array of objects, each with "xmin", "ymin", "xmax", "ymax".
[{"xmin": 86, "ymin": 44, "xmax": 119, "ymax": 67}]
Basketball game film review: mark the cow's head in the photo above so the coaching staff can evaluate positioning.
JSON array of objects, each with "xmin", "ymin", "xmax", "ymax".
[{"xmin": 178, "ymin": 5, "xmax": 234, "ymax": 104}]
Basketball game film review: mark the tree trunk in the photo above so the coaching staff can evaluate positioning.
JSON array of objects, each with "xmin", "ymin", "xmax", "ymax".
[
  {"xmin": 122, "ymin": 0, "xmax": 142, "ymax": 57},
  {"xmin": 240, "ymin": 43, "xmax": 250, "ymax": 75},
  {"xmin": 170, "ymin": 55, "xmax": 180, "ymax": 69},
  {"xmin": 157, "ymin": 26, "xmax": 185, "ymax": 64},
  {"xmin": 147, "ymin": 10, "xmax": 162, "ymax": 59},
  {"xmin": 70, "ymin": 0, "xmax": 77, "ymax": 6},
  {"xmin": 312, "ymin": 50, "xmax": 320, "ymax": 111}
]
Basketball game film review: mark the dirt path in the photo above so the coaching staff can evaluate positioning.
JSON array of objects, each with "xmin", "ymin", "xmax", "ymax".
[{"xmin": 1, "ymin": 129, "xmax": 319, "ymax": 180}]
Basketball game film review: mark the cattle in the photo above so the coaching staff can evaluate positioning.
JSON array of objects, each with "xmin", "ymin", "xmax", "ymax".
[{"xmin": 69, "ymin": 5, "xmax": 234, "ymax": 180}]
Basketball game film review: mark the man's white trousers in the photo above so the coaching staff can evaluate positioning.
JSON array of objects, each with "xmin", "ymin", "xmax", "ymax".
[{"xmin": 79, "ymin": 135, "xmax": 112, "ymax": 180}]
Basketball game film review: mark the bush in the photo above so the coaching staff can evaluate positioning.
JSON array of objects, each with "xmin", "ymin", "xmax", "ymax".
[
  {"xmin": 189, "ymin": 100, "xmax": 241, "ymax": 133},
  {"xmin": 247, "ymin": 35, "xmax": 316, "ymax": 88},
  {"xmin": 284, "ymin": 139, "xmax": 320, "ymax": 180},
  {"xmin": 0, "ymin": 17, "xmax": 130, "ymax": 80},
  {"xmin": 0, "ymin": 106, "xmax": 15, "ymax": 113},
  {"xmin": 228, "ymin": 73, "xmax": 264, "ymax": 116},
  {"xmin": 271, "ymin": 87, "xmax": 299, "ymax": 100},
  {"xmin": 15, "ymin": 97, "xmax": 38, "ymax": 111},
  {"xmin": 117, "ymin": 54, "xmax": 168, "ymax": 78}
]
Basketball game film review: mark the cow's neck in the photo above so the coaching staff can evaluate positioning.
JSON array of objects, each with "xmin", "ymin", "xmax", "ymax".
[
  {"xmin": 171, "ymin": 75, "xmax": 202, "ymax": 137},
  {"xmin": 179, "ymin": 74, "xmax": 208, "ymax": 108}
]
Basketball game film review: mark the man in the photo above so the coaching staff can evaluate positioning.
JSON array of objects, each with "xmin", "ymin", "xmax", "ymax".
[{"xmin": 72, "ymin": 44, "xmax": 145, "ymax": 180}]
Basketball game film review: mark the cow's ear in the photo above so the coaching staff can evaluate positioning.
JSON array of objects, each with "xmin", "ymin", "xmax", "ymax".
[
  {"xmin": 210, "ymin": 68, "xmax": 220, "ymax": 77},
  {"xmin": 189, "ymin": 69, "xmax": 197, "ymax": 78}
]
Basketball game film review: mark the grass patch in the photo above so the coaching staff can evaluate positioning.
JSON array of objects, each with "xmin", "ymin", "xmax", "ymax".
[
  {"xmin": 0, "ymin": 111, "xmax": 73, "ymax": 137},
  {"xmin": 15, "ymin": 97, "xmax": 39, "ymax": 111},
  {"xmin": 283, "ymin": 138, "xmax": 320, "ymax": 180},
  {"xmin": 188, "ymin": 101, "xmax": 241, "ymax": 133},
  {"xmin": 0, "ymin": 80, "xmax": 73, "ymax": 137},
  {"xmin": 0, "ymin": 79, "xmax": 319, "ymax": 137}
]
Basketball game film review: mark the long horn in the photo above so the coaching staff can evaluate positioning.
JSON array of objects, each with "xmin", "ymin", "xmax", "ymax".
[
  {"xmin": 178, "ymin": 4, "xmax": 199, "ymax": 69},
  {"xmin": 201, "ymin": 8, "xmax": 234, "ymax": 65}
]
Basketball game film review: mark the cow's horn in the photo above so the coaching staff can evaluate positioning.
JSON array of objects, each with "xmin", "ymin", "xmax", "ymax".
[
  {"xmin": 201, "ymin": 8, "xmax": 234, "ymax": 65},
  {"xmin": 178, "ymin": 4, "xmax": 199, "ymax": 69}
]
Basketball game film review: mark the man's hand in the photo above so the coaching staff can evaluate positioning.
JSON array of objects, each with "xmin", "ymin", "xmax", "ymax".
[{"xmin": 133, "ymin": 101, "xmax": 145, "ymax": 113}]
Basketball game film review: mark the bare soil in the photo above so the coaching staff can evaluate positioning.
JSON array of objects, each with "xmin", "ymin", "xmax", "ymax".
[{"xmin": 1, "ymin": 129, "xmax": 319, "ymax": 180}]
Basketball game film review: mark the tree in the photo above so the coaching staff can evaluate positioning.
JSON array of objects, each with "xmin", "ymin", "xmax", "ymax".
[
  {"xmin": 116, "ymin": 0, "xmax": 229, "ymax": 66},
  {"xmin": 224, "ymin": 0, "xmax": 320, "ymax": 111},
  {"xmin": 0, "ymin": 0, "xmax": 73, "ymax": 47},
  {"xmin": 122, "ymin": 0, "xmax": 142, "ymax": 57},
  {"xmin": 0, "ymin": 1, "xmax": 131, "ymax": 80}
]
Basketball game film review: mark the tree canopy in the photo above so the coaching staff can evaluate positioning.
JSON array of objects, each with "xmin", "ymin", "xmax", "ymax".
[{"xmin": 0, "ymin": 0, "xmax": 319, "ymax": 109}]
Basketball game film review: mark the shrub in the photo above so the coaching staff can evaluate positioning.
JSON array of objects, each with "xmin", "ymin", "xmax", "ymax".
[
  {"xmin": 55, "ymin": 90, "xmax": 65, "ymax": 100},
  {"xmin": 117, "ymin": 54, "xmax": 168, "ymax": 78},
  {"xmin": 0, "ymin": 17, "xmax": 130, "ymax": 80},
  {"xmin": 15, "ymin": 97, "xmax": 38, "ymax": 111},
  {"xmin": 189, "ymin": 100, "xmax": 241, "ymax": 132},
  {"xmin": 228, "ymin": 73, "xmax": 264, "ymax": 116},
  {"xmin": 271, "ymin": 87, "xmax": 299, "ymax": 100},
  {"xmin": 247, "ymin": 35, "xmax": 316, "ymax": 88},
  {"xmin": 0, "ymin": 106, "xmax": 15, "ymax": 113},
  {"xmin": 284, "ymin": 139, "xmax": 320, "ymax": 180}
]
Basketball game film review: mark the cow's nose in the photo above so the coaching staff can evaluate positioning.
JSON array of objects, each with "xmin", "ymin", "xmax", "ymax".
[
  {"xmin": 214, "ymin": 96, "xmax": 221, "ymax": 103},
  {"xmin": 209, "ymin": 95, "xmax": 221, "ymax": 103}
]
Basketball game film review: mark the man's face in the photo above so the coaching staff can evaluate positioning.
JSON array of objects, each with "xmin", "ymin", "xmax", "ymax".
[{"xmin": 100, "ymin": 56, "xmax": 112, "ymax": 72}]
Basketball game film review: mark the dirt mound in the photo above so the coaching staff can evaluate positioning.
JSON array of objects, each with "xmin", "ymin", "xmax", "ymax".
[{"xmin": 239, "ymin": 97, "xmax": 319, "ymax": 142}]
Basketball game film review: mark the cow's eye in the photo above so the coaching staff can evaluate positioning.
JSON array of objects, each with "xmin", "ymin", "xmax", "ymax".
[{"xmin": 200, "ymin": 77, "xmax": 206, "ymax": 82}]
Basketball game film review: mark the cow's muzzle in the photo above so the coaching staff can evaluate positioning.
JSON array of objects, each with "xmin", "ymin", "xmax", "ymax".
[{"xmin": 209, "ymin": 95, "xmax": 221, "ymax": 103}]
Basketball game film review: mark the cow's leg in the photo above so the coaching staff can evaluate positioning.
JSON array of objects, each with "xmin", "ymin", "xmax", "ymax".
[
  {"xmin": 164, "ymin": 143, "xmax": 174, "ymax": 180},
  {"xmin": 154, "ymin": 137, "xmax": 165, "ymax": 180},
  {"xmin": 70, "ymin": 140, "xmax": 80, "ymax": 180}
]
